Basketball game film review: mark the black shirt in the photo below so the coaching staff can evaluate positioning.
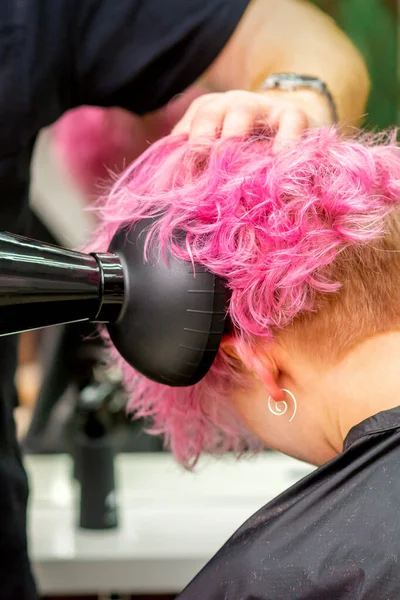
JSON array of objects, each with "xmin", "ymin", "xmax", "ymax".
[
  {"xmin": 178, "ymin": 406, "xmax": 400, "ymax": 600},
  {"xmin": 0, "ymin": 1, "xmax": 249, "ymax": 598}
]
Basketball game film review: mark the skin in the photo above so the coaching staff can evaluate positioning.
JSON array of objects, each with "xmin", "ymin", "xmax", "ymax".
[{"xmin": 224, "ymin": 332, "xmax": 400, "ymax": 466}]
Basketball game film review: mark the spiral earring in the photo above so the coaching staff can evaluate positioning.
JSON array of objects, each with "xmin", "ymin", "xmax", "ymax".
[{"xmin": 267, "ymin": 388, "xmax": 297, "ymax": 423}]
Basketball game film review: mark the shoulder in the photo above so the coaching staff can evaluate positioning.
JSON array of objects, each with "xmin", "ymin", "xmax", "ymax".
[{"xmin": 180, "ymin": 434, "xmax": 400, "ymax": 599}]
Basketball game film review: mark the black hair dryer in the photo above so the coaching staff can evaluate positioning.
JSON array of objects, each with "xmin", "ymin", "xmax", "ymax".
[
  {"xmin": 0, "ymin": 217, "xmax": 229, "ymax": 386},
  {"xmin": 2, "ymin": 218, "xmax": 229, "ymax": 532}
]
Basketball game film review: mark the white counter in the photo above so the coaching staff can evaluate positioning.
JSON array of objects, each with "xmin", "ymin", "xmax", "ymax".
[{"xmin": 26, "ymin": 452, "xmax": 314, "ymax": 596}]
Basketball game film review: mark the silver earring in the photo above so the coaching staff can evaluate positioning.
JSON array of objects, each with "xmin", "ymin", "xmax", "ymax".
[{"xmin": 267, "ymin": 388, "xmax": 297, "ymax": 423}]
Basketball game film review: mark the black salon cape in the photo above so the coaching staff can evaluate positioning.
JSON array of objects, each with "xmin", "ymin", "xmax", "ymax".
[
  {"xmin": 0, "ymin": 1, "xmax": 250, "ymax": 598},
  {"xmin": 178, "ymin": 406, "xmax": 400, "ymax": 600}
]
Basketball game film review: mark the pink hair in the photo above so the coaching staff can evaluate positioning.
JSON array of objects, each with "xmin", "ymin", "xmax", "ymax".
[{"xmin": 91, "ymin": 128, "xmax": 400, "ymax": 466}]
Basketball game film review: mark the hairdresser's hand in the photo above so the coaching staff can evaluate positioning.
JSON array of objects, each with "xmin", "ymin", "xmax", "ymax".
[{"xmin": 172, "ymin": 89, "xmax": 334, "ymax": 151}]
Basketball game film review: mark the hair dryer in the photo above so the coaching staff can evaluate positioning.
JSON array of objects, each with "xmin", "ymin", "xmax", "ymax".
[{"xmin": 0, "ymin": 218, "xmax": 228, "ymax": 386}]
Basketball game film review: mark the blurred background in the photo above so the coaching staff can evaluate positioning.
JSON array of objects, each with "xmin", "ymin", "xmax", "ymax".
[
  {"xmin": 13, "ymin": 2, "xmax": 399, "ymax": 599},
  {"xmin": 317, "ymin": 0, "xmax": 398, "ymax": 130}
]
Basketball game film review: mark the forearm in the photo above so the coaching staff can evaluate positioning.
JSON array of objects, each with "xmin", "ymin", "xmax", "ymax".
[{"xmin": 202, "ymin": 0, "xmax": 370, "ymax": 127}]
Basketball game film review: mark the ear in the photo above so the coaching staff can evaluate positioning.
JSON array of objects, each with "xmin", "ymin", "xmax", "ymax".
[
  {"xmin": 251, "ymin": 353, "xmax": 285, "ymax": 401},
  {"xmin": 220, "ymin": 334, "xmax": 240, "ymax": 360},
  {"xmin": 220, "ymin": 336, "xmax": 285, "ymax": 402}
]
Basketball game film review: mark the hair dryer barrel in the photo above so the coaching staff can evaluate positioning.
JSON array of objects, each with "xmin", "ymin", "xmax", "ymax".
[{"xmin": 0, "ymin": 232, "xmax": 124, "ymax": 335}]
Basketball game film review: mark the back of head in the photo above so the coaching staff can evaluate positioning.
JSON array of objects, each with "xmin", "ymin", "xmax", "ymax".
[{"xmin": 93, "ymin": 128, "xmax": 400, "ymax": 467}]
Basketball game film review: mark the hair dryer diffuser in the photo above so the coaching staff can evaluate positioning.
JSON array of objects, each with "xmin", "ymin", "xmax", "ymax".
[{"xmin": 107, "ymin": 218, "xmax": 229, "ymax": 386}]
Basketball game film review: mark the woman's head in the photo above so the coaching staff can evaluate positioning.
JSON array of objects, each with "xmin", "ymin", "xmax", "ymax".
[{"xmin": 93, "ymin": 128, "xmax": 400, "ymax": 467}]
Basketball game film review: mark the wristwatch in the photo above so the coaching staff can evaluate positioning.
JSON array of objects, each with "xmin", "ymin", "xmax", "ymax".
[{"xmin": 260, "ymin": 73, "xmax": 338, "ymax": 123}]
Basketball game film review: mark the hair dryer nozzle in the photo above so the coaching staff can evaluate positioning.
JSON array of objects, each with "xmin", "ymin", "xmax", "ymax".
[{"xmin": 0, "ymin": 232, "xmax": 124, "ymax": 336}]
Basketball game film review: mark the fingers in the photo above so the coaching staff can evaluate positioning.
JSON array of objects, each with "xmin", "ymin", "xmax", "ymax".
[
  {"xmin": 172, "ymin": 90, "xmax": 311, "ymax": 149},
  {"xmin": 220, "ymin": 105, "xmax": 262, "ymax": 138},
  {"xmin": 271, "ymin": 106, "xmax": 309, "ymax": 152},
  {"xmin": 189, "ymin": 102, "xmax": 228, "ymax": 140},
  {"xmin": 172, "ymin": 94, "xmax": 218, "ymax": 135},
  {"xmin": 173, "ymin": 92, "xmax": 260, "ymax": 140}
]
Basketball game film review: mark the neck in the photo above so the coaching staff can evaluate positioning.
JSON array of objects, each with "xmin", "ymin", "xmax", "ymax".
[
  {"xmin": 333, "ymin": 332, "xmax": 400, "ymax": 442},
  {"xmin": 321, "ymin": 332, "xmax": 400, "ymax": 451},
  {"xmin": 279, "ymin": 332, "xmax": 400, "ymax": 465}
]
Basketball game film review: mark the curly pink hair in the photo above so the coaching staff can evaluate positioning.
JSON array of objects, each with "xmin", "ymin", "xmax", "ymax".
[{"xmin": 91, "ymin": 128, "xmax": 400, "ymax": 466}]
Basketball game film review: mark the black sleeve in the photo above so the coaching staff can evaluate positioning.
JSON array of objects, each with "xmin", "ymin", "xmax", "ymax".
[{"xmin": 72, "ymin": 0, "xmax": 251, "ymax": 115}]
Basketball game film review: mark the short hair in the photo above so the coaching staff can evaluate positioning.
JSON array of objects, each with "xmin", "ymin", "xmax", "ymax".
[{"xmin": 92, "ymin": 128, "xmax": 400, "ymax": 467}]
